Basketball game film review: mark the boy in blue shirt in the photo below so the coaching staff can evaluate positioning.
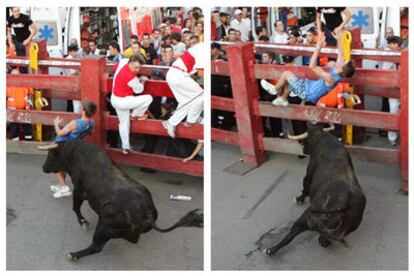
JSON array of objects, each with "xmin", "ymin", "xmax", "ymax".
[
  {"xmin": 49, "ymin": 99, "xmax": 97, "ymax": 198},
  {"xmin": 261, "ymin": 31, "xmax": 355, "ymax": 106}
]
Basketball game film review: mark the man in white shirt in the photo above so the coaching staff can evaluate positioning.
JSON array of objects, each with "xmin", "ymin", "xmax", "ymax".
[
  {"xmin": 88, "ymin": 40, "xmax": 100, "ymax": 55},
  {"xmin": 230, "ymin": 9, "xmax": 251, "ymax": 42},
  {"xmin": 270, "ymin": 20, "xmax": 289, "ymax": 44},
  {"xmin": 269, "ymin": 20, "xmax": 289, "ymax": 64},
  {"xmin": 64, "ymin": 45, "xmax": 81, "ymax": 113}
]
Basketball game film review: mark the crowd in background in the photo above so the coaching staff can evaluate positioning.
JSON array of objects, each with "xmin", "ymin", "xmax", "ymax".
[{"xmin": 6, "ymin": 7, "xmax": 204, "ymax": 166}]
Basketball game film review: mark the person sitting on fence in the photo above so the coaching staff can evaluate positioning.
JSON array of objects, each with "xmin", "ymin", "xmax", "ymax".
[
  {"xmin": 110, "ymin": 55, "xmax": 153, "ymax": 155},
  {"xmin": 260, "ymin": 31, "xmax": 356, "ymax": 106},
  {"xmin": 47, "ymin": 100, "xmax": 97, "ymax": 198},
  {"xmin": 162, "ymin": 41, "xmax": 204, "ymax": 138}
]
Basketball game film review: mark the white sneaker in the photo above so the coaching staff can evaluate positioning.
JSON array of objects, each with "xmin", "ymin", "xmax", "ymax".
[
  {"xmin": 272, "ymin": 97, "xmax": 289, "ymax": 106},
  {"xmin": 162, "ymin": 121, "xmax": 176, "ymax": 138},
  {"xmin": 53, "ymin": 185, "xmax": 72, "ymax": 199},
  {"xmin": 260, "ymin": 79, "xmax": 277, "ymax": 95},
  {"xmin": 50, "ymin": 184, "xmax": 61, "ymax": 192}
]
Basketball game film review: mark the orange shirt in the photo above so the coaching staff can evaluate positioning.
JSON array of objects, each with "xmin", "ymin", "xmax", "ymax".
[
  {"xmin": 317, "ymin": 83, "xmax": 350, "ymax": 108},
  {"xmin": 7, "ymin": 87, "xmax": 33, "ymax": 110}
]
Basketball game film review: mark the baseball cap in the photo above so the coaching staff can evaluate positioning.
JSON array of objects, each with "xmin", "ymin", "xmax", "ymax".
[{"xmin": 234, "ymin": 9, "xmax": 242, "ymax": 16}]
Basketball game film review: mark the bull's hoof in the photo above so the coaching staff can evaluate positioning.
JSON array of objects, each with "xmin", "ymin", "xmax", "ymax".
[
  {"xmin": 68, "ymin": 253, "xmax": 78, "ymax": 261},
  {"xmin": 318, "ymin": 236, "xmax": 332, "ymax": 248},
  {"xmin": 293, "ymin": 197, "xmax": 304, "ymax": 205},
  {"xmin": 264, "ymin": 248, "xmax": 274, "ymax": 256}
]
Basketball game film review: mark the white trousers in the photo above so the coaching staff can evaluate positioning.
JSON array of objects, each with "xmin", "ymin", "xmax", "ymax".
[
  {"xmin": 111, "ymin": 94, "xmax": 153, "ymax": 150},
  {"xmin": 73, "ymin": 100, "xmax": 82, "ymax": 114},
  {"xmin": 388, "ymin": 98, "xmax": 400, "ymax": 143},
  {"xmin": 166, "ymin": 69, "xmax": 204, "ymax": 126}
]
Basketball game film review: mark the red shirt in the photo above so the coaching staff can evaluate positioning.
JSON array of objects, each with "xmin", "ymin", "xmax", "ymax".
[{"xmin": 113, "ymin": 60, "xmax": 137, "ymax": 97}]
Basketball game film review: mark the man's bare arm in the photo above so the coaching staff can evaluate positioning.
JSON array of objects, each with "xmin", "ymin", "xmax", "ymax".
[
  {"xmin": 7, "ymin": 27, "xmax": 14, "ymax": 48},
  {"xmin": 334, "ymin": 8, "xmax": 352, "ymax": 34},
  {"xmin": 55, "ymin": 118, "xmax": 77, "ymax": 137},
  {"xmin": 316, "ymin": 11, "xmax": 322, "ymax": 33},
  {"xmin": 334, "ymin": 31, "xmax": 345, "ymax": 67},
  {"xmin": 23, "ymin": 23, "xmax": 37, "ymax": 46}
]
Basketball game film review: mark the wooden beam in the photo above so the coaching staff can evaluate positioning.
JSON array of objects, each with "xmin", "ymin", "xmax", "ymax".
[
  {"xmin": 212, "ymin": 128, "xmax": 239, "ymax": 145},
  {"xmin": 7, "ymin": 74, "xmax": 80, "ymax": 90},
  {"xmin": 7, "ymin": 109, "xmax": 78, "ymax": 125},
  {"xmin": 108, "ymin": 148, "xmax": 203, "ymax": 177},
  {"xmin": 104, "ymin": 115, "xmax": 203, "ymax": 140},
  {"xmin": 211, "ymin": 96, "xmax": 235, "ymax": 112},
  {"xmin": 258, "ymin": 102, "xmax": 399, "ymax": 131}
]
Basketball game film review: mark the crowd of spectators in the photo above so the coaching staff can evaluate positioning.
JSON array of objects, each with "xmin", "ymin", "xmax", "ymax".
[{"xmin": 6, "ymin": 7, "xmax": 204, "ymax": 165}]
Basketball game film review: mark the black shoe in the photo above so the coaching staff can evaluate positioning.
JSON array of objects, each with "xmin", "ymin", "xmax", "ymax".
[
  {"xmin": 297, "ymin": 155, "xmax": 306, "ymax": 159},
  {"xmin": 140, "ymin": 167, "xmax": 157, "ymax": 174}
]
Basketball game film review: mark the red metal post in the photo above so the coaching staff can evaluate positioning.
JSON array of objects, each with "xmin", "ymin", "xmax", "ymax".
[
  {"xmin": 350, "ymin": 28, "xmax": 366, "ymax": 144},
  {"xmin": 399, "ymin": 50, "xmax": 408, "ymax": 192},
  {"xmin": 80, "ymin": 56, "xmax": 107, "ymax": 147},
  {"xmin": 226, "ymin": 42, "xmax": 267, "ymax": 165}
]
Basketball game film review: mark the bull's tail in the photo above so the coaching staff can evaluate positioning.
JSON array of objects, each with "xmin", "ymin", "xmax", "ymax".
[{"xmin": 151, "ymin": 209, "xmax": 203, "ymax": 233}]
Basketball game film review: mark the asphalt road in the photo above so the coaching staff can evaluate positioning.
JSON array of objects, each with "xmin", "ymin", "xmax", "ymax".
[
  {"xmin": 212, "ymin": 141, "xmax": 408, "ymax": 270},
  {"xmin": 7, "ymin": 153, "xmax": 203, "ymax": 270}
]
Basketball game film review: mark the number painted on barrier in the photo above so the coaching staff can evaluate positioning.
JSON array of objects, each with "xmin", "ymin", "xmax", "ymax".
[
  {"xmin": 325, "ymin": 110, "xmax": 342, "ymax": 124},
  {"xmin": 302, "ymin": 108, "xmax": 343, "ymax": 124},
  {"xmin": 303, "ymin": 109, "xmax": 322, "ymax": 122},
  {"xmin": 8, "ymin": 110, "xmax": 33, "ymax": 123}
]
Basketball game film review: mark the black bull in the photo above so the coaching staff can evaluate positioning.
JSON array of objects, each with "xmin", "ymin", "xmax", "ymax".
[
  {"xmin": 265, "ymin": 126, "xmax": 366, "ymax": 256},
  {"xmin": 41, "ymin": 140, "xmax": 203, "ymax": 261}
]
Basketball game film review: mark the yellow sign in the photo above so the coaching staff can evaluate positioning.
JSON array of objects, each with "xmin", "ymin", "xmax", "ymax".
[
  {"xmin": 342, "ymin": 31, "xmax": 352, "ymax": 62},
  {"xmin": 29, "ymin": 43, "xmax": 39, "ymax": 71}
]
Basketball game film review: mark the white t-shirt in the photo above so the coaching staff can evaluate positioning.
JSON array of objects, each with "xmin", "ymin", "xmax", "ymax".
[
  {"xmin": 271, "ymin": 32, "xmax": 289, "ymax": 44},
  {"xmin": 172, "ymin": 43, "xmax": 204, "ymax": 74},
  {"xmin": 63, "ymin": 55, "xmax": 78, "ymax": 76},
  {"xmin": 230, "ymin": 18, "xmax": 251, "ymax": 42}
]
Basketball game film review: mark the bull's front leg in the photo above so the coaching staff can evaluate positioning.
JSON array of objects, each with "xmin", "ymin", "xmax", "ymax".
[
  {"xmin": 318, "ymin": 235, "xmax": 332, "ymax": 247},
  {"xmin": 265, "ymin": 208, "xmax": 310, "ymax": 256},
  {"xmin": 68, "ymin": 219, "xmax": 111, "ymax": 261},
  {"xmin": 72, "ymin": 187, "xmax": 89, "ymax": 230},
  {"xmin": 294, "ymin": 173, "xmax": 312, "ymax": 205}
]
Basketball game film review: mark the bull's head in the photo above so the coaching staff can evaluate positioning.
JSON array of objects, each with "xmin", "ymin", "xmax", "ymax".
[
  {"xmin": 288, "ymin": 122, "xmax": 335, "ymax": 154},
  {"xmin": 38, "ymin": 143, "xmax": 66, "ymax": 173}
]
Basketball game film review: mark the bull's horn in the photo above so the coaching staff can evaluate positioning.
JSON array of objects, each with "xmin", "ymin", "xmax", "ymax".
[
  {"xmin": 288, "ymin": 132, "xmax": 309, "ymax": 140},
  {"xmin": 37, "ymin": 143, "xmax": 59, "ymax": 150},
  {"xmin": 323, "ymin": 122, "xmax": 335, "ymax": 132}
]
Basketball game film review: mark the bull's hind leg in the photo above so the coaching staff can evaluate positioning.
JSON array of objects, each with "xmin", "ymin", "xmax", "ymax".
[
  {"xmin": 265, "ymin": 208, "xmax": 310, "ymax": 256},
  {"xmin": 294, "ymin": 174, "xmax": 312, "ymax": 205},
  {"xmin": 68, "ymin": 219, "xmax": 111, "ymax": 261},
  {"xmin": 73, "ymin": 187, "xmax": 89, "ymax": 230}
]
